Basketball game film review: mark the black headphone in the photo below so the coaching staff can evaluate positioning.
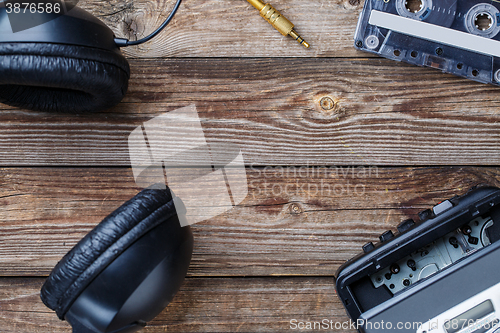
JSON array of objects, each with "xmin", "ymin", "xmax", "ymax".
[
  {"xmin": 40, "ymin": 187, "xmax": 194, "ymax": 333},
  {"xmin": 0, "ymin": 0, "xmax": 181, "ymax": 113}
]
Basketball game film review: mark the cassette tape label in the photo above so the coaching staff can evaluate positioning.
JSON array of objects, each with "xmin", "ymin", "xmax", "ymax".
[{"xmin": 369, "ymin": 10, "xmax": 500, "ymax": 57}]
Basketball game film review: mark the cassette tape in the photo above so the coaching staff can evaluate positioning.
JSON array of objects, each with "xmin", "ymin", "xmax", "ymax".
[
  {"xmin": 353, "ymin": 0, "xmax": 500, "ymax": 85},
  {"xmin": 335, "ymin": 186, "xmax": 500, "ymax": 333}
]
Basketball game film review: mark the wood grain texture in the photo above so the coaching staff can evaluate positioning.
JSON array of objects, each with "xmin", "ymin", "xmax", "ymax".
[
  {"xmin": 1, "ymin": 166, "xmax": 499, "ymax": 276},
  {"xmin": 0, "ymin": 277, "xmax": 352, "ymax": 332},
  {"xmin": 2, "ymin": 1, "xmax": 500, "ymax": 331},
  {"xmin": 0, "ymin": 58, "xmax": 499, "ymax": 167},
  {"xmin": 78, "ymin": 0, "xmax": 363, "ymax": 58}
]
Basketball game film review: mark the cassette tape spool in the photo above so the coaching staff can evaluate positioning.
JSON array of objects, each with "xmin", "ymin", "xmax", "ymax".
[{"xmin": 354, "ymin": 0, "xmax": 500, "ymax": 85}]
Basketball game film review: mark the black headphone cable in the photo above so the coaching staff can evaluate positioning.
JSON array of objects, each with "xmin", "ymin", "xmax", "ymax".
[{"xmin": 114, "ymin": 0, "xmax": 182, "ymax": 47}]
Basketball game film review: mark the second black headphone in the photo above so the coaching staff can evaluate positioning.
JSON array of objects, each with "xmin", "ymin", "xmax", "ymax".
[
  {"xmin": 41, "ymin": 187, "xmax": 194, "ymax": 333},
  {"xmin": 0, "ymin": 0, "xmax": 181, "ymax": 113}
]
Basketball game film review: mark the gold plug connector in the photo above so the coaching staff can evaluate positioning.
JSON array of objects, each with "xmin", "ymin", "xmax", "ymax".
[{"xmin": 247, "ymin": 0, "xmax": 310, "ymax": 48}]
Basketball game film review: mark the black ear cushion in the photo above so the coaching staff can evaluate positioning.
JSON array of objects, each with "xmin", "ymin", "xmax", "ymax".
[
  {"xmin": 0, "ymin": 43, "xmax": 130, "ymax": 113},
  {"xmin": 40, "ymin": 188, "xmax": 179, "ymax": 319}
]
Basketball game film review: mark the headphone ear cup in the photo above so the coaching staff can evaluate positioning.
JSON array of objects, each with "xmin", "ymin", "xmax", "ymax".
[
  {"xmin": 0, "ymin": 43, "xmax": 130, "ymax": 113},
  {"xmin": 40, "ymin": 188, "xmax": 190, "ymax": 321}
]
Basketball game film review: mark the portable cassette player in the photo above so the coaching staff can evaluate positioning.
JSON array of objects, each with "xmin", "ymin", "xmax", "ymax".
[{"xmin": 335, "ymin": 186, "xmax": 500, "ymax": 333}]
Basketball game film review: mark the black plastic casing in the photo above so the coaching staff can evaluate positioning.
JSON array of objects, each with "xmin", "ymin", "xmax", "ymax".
[
  {"xmin": 334, "ymin": 186, "xmax": 500, "ymax": 328},
  {"xmin": 357, "ymin": 240, "xmax": 500, "ymax": 332}
]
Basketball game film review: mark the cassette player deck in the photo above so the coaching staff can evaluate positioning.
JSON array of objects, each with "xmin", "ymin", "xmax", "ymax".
[
  {"xmin": 354, "ymin": 0, "xmax": 500, "ymax": 85},
  {"xmin": 335, "ymin": 186, "xmax": 500, "ymax": 333}
]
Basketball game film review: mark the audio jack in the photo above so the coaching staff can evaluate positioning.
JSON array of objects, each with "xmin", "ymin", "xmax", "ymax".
[{"xmin": 246, "ymin": 0, "xmax": 310, "ymax": 48}]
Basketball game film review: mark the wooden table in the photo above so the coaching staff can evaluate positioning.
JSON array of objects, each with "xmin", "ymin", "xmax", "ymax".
[{"xmin": 1, "ymin": 0, "xmax": 500, "ymax": 332}]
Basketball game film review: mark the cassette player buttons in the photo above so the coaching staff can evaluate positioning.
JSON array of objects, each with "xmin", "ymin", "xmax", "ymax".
[
  {"xmin": 432, "ymin": 200, "xmax": 454, "ymax": 216},
  {"xmin": 418, "ymin": 209, "xmax": 435, "ymax": 222},
  {"xmin": 379, "ymin": 230, "xmax": 395, "ymax": 242},
  {"xmin": 397, "ymin": 219, "xmax": 415, "ymax": 233},
  {"xmin": 362, "ymin": 242, "xmax": 375, "ymax": 253},
  {"xmin": 419, "ymin": 200, "xmax": 453, "ymax": 222}
]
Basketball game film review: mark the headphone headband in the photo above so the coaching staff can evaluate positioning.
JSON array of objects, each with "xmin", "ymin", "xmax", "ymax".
[{"xmin": 0, "ymin": 6, "xmax": 119, "ymax": 51}]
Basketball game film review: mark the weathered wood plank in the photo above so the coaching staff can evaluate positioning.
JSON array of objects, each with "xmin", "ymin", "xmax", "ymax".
[
  {"xmin": 0, "ymin": 58, "xmax": 499, "ymax": 166},
  {"xmin": 1, "ymin": 166, "xmax": 499, "ymax": 276},
  {"xmin": 0, "ymin": 277, "xmax": 352, "ymax": 332},
  {"xmin": 79, "ymin": 0, "xmax": 364, "ymax": 58}
]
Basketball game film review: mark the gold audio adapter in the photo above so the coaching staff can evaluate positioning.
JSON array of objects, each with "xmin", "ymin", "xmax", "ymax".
[{"xmin": 246, "ymin": 0, "xmax": 310, "ymax": 48}]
